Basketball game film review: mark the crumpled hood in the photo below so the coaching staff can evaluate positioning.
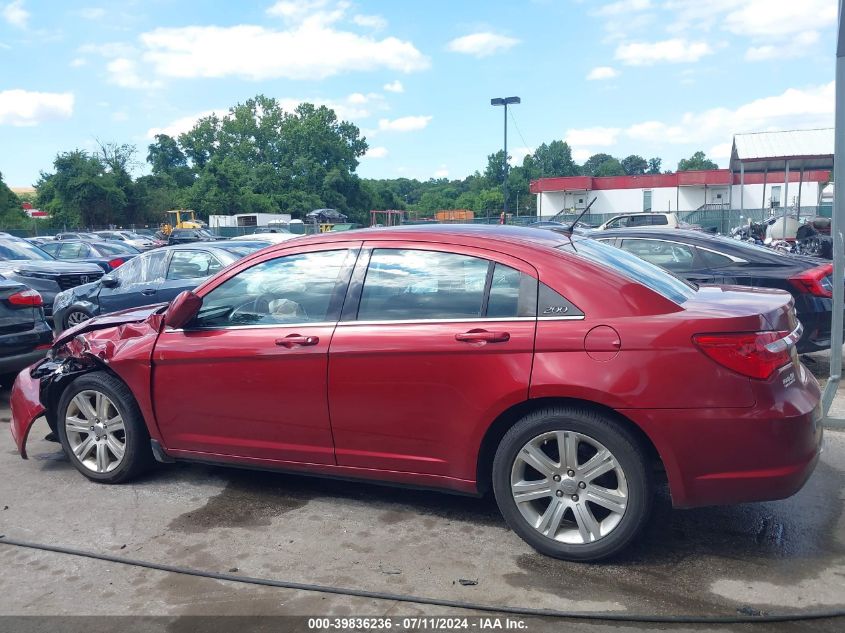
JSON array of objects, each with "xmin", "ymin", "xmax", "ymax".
[
  {"xmin": 54, "ymin": 303, "xmax": 167, "ymax": 348},
  {"xmin": 0, "ymin": 260, "xmax": 103, "ymax": 275}
]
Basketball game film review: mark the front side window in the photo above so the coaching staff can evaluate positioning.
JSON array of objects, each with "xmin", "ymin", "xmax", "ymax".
[
  {"xmin": 166, "ymin": 250, "xmax": 223, "ymax": 280},
  {"xmin": 194, "ymin": 249, "xmax": 351, "ymax": 328},
  {"xmin": 58, "ymin": 242, "xmax": 90, "ymax": 258},
  {"xmin": 619, "ymin": 239, "xmax": 695, "ymax": 273}
]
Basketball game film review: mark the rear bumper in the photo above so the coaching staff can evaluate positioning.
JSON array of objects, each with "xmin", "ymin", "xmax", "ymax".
[
  {"xmin": 623, "ymin": 370, "xmax": 823, "ymax": 508},
  {"xmin": 0, "ymin": 321, "xmax": 53, "ymax": 375},
  {"xmin": 9, "ymin": 365, "xmax": 46, "ymax": 459}
]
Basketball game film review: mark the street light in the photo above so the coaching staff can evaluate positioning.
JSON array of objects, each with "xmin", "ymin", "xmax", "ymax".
[{"xmin": 491, "ymin": 96, "xmax": 521, "ymax": 218}]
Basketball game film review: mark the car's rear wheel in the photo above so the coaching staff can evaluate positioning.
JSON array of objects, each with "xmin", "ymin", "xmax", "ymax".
[
  {"xmin": 57, "ymin": 372, "xmax": 152, "ymax": 483},
  {"xmin": 64, "ymin": 309, "xmax": 92, "ymax": 329},
  {"xmin": 492, "ymin": 406, "xmax": 652, "ymax": 561}
]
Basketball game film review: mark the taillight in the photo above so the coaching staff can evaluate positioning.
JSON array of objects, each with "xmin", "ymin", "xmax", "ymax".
[
  {"xmin": 7, "ymin": 289, "xmax": 43, "ymax": 307},
  {"xmin": 692, "ymin": 330, "xmax": 794, "ymax": 380},
  {"xmin": 789, "ymin": 264, "xmax": 833, "ymax": 297},
  {"xmin": 108, "ymin": 258, "xmax": 125, "ymax": 269}
]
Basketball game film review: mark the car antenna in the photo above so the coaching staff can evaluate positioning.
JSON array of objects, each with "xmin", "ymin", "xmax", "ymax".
[{"xmin": 565, "ymin": 196, "xmax": 597, "ymax": 234}]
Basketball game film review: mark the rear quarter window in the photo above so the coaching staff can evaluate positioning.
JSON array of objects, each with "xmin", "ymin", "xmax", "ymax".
[{"xmin": 560, "ymin": 238, "xmax": 696, "ymax": 305}]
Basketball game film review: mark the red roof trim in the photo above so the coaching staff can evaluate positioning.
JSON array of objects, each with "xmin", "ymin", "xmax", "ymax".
[{"xmin": 530, "ymin": 169, "xmax": 831, "ymax": 193}]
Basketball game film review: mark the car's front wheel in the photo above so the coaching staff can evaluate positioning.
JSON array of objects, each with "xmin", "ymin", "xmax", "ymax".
[
  {"xmin": 492, "ymin": 406, "xmax": 653, "ymax": 561},
  {"xmin": 64, "ymin": 308, "xmax": 92, "ymax": 330},
  {"xmin": 57, "ymin": 372, "xmax": 153, "ymax": 483}
]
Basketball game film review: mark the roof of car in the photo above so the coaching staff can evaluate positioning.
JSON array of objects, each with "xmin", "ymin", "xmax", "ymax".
[{"xmin": 283, "ymin": 224, "xmax": 575, "ymax": 250}]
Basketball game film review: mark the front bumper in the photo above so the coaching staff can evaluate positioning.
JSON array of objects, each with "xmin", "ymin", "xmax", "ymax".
[{"xmin": 9, "ymin": 365, "xmax": 46, "ymax": 459}]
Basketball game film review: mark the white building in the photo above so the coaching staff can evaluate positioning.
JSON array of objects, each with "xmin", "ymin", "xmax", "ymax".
[
  {"xmin": 531, "ymin": 129, "xmax": 833, "ymax": 217},
  {"xmin": 209, "ymin": 213, "xmax": 292, "ymax": 229}
]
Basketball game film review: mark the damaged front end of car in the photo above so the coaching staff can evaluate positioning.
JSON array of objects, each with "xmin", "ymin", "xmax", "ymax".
[{"xmin": 9, "ymin": 304, "xmax": 167, "ymax": 459}]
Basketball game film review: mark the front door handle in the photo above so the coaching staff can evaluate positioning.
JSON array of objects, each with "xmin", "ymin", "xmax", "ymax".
[
  {"xmin": 275, "ymin": 334, "xmax": 320, "ymax": 348},
  {"xmin": 141, "ymin": 289, "xmax": 157, "ymax": 296},
  {"xmin": 455, "ymin": 329, "xmax": 510, "ymax": 343}
]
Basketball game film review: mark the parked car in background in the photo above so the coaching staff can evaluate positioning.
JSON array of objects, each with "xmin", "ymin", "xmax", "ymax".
[
  {"xmin": 38, "ymin": 240, "xmax": 140, "ymax": 273},
  {"xmin": 230, "ymin": 232, "xmax": 301, "ymax": 243},
  {"xmin": 93, "ymin": 230, "xmax": 157, "ymax": 251},
  {"xmin": 0, "ymin": 280, "xmax": 52, "ymax": 384},
  {"xmin": 54, "ymin": 232, "xmax": 98, "ymax": 241},
  {"xmin": 51, "ymin": 242, "xmax": 266, "ymax": 332},
  {"xmin": 167, "ymin": 228, "xmax": 221, "ymax": 246},
  {"xmin": 27, "ymin": 237, "xmax": 55, "ymax": 247},
  {"xmin": 0, "ymin": 237, "xmax": 103, "ymax": 319},
  {"xmin": 12, "ymin": 226, "xmax": 821, "ymax": 561},
  {"xmin": 593, "ymin": 227, "xmax": 840, "ymax": 352},
  {"xmin": 596, "ymin": 212, "xmax": 687, "ymax": 230}
]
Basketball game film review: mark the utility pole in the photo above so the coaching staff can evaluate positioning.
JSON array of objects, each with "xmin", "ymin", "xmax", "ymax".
[{"xmin": 491, "ymin": 96, "xmax": 521, "ymax": 216}]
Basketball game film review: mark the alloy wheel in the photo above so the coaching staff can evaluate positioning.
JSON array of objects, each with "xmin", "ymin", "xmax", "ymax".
[
  {"xmin": 510, "ymin": 430, "xmax": 628, "ymax": 544},
  {"xmin": 66, "ymin": 311, "xmax": 91, "ymax": 327},
  {"xmin": 64, "ymin": 390, "xmax": 126, "ymax": 474}
]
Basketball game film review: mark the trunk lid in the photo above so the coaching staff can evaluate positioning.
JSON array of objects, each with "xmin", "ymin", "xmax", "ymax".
[{"xmin": 685, "ymin": 285, "xmax": 797, "ymax": 333}]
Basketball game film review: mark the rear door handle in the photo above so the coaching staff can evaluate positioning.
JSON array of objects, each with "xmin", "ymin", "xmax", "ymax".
[
  {"xmin": 141, "ymin": 289, "xmax": 157, "ymax": 296},
  {"xmin": 455, "ymin": 329, "xmax": 510, "ymax": 343},
  {"xmin": 275, "ymin": 334, "xmax": 320, "ymax": 348}
]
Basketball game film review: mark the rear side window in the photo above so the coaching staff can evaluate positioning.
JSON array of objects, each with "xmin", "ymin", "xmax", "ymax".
[
  {"xmin": 650, "ymin": 215, "xmax": 668, "ymax": 226},
  {"xmin": 619, "ymin": 239, "xmax": 695, "ymax": 273},
  {"xmin": 166, "ymin": 250, "xmax": 223, "ymax": 280},
  {"xmin": 58, "ymin": 242, "xmax": 90, "ymax": 258},
  {"xmin": 359, "ymin": 250, "xmax": 489, "ymax": 321},
  {"xmin": 559, "ymin": 238, "xmax": 696, "ymax": 305},
  {"xmin": 698, "ymin": 248, "xmax": 734, "ymax": 269}
]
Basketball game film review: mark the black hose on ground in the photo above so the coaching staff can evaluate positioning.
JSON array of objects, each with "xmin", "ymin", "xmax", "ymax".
[{"xmin": 1, "ymin": 536, "xmax": 843, "ymax": 624}]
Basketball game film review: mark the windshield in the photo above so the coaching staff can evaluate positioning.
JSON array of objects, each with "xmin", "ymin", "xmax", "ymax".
[
  {"xmin": 560, "ymin": 238, "xmax": 696, "ymax": 304},
  {"xmin": 0, "ymin": 239, "xmax": 54, "ymax": 261},
  {"xmin": 95, "ymin": 241, "xmax": 141, "ymax": 255}
]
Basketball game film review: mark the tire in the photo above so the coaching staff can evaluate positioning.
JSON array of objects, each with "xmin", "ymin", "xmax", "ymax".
[
  {"xmin": 492, "ymin": 406, "xmax": 652, "ymax": 562},
  {"xmin": 57, "ymin": 371, "xmax": 153, "ymax": 484},
  {"xmin": 63, "ymin": 308, "xmax": 92, "ymax": 330}
]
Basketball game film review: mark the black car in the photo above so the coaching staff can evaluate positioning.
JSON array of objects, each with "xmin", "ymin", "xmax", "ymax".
[
  {"xmin": 591, "ymin": 228, "xmax": 838, "ymax": 352},
  {"xmin": 167, "ymin": 228, "xmax": 220, "ymax": 245},
  {"xmin": 0, "ymin": 279, "xmax": 52, "ymax": 383},
  {"xmin": 37, "ymin": 240, "xmax": 141, "ymax": 273},
  {"xmin": 0, "ymin": 238, "xmax": 103, "ymax": 319},
  {"xmin": 51, "ymin": 242, "xmax": 268, "ymax": 332}
]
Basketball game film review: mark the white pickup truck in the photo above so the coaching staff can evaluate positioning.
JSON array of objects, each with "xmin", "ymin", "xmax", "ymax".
[{"xmin": 597, "ymin": 212, "xmax": 683, "ymax": 230}]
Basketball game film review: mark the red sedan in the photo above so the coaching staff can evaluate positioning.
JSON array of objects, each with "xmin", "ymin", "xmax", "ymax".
[{"xmin": 9, "ymin": 226, "xmax": 822, "ymax": 561}]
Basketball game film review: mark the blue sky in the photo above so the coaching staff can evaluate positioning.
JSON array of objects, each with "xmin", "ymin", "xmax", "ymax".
[{"xmin": 0, "ymin": 0, "xmax": 838, "ymax": 187}]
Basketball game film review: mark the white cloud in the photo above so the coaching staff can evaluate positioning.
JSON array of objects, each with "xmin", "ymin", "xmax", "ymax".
[
  {"xmin": 138, "ymin": 21, "xmax": 428, "ymax": 81},
  {"xmin": 587, "ymin": 66, "xmax": 618, "ymax": 80},
  {"xmin": 446, "ymin": 32, "xmax": 519, "ymax": 58},
  {"xmin": 78, "ymin": 7, "xmax": 105, "ymax": 20},
  {"xmin": 106, "ymin": 57, "xmax": 162, "ymax": 90},
  {"xmin": 565, "ymin": 127, "xmax": 620, "ymax": 147},
  {"xmin": 625, "ymin": 82, "xmax": 834, "ymax": 146},
  {"xmin": 723, "ymin": 0, "xmax": 836, "ymax": 38},
  {"xmin": 378, "ymin": 115, "xmax": 432, "ymax": 132},
  {"xmin": 111, "ymin": 110, "xmax": 129, "ymax": 122},
  {"xmin": 572, "ymin": 148, "xmax": 592, "ymax": 162},
  {"xmin": 509, "ymin": 146, "xmax": 534, "ymax": 165},
  {"xmin": 146, "ymin": 109, "xmax": 227, "ymax": 139},
  {"xmin": 709, "ymin": 142, "xmax": 732, "ymax": 159},
  {"xmin": 364, "ymin": 146, "xmax": 389, "ymax": 158},
  {"xmin": 352, "ymin": 14, "xmax": 387, "ymax": 30},
  {"xmin": 383, "ymin": 79, "xmax": 404, "ymax": 93},
  {"xmin": 746, "ymin": 31, "xmax": 819, "ymax": 61},
  {"xmin": 2, "ymin": 0, "xmax": 28, "ymax": 28},
  {"xmin": 70, "ymin": 57, "xmax": 86, "ymax": 68},
  {"xmin": 433, "ymin": 166, "xmax": 449, "ymax": 178},
  {"xmin": 615, "ymin": 39, "xmax": 713, "ymax": 65},
  {"xmin": 0, "ymin": 89, "xmax": 74, "ymax": 126},
  {"xmin": 595, "ymin": 0, "xmax": 652, "ymax": 17}
]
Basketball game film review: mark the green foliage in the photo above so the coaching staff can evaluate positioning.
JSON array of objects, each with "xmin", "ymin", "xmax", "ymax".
[
  {"xmin": 647, "ymin": 157, "xmax": 663, "ymax": 174},
  {"xmin": 0, "ymin": 172, "xmax": 30, "ymax": 228},
  {"xmin": 621, "ymin": 155, "xmax": 648, "ymax": 175},
  {"xmin": 583, "ymin": 153, "xmax": 625, "ymax": 177},
  {"xmin": 677, "ymin": 151, "xmax": 718, "ymax": 172}
]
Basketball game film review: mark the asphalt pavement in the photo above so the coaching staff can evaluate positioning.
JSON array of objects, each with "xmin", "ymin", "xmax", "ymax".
[{"xmin": 0, "ymin": 351, "xmax": 843, "ymax": 633}]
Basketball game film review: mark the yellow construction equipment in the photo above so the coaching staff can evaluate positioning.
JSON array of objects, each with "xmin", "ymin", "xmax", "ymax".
[{"xmin": 160, "ymin": 210, "xmax": 202, "ymax": 235}]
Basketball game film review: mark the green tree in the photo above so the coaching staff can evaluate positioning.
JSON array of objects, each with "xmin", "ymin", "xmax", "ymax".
[
  {"xmin": 147, "ymin": 134, "xmax": 194, "ymax": 188},
  {"xmin": 647, "ymin": 157, "xmax": 663, "ymax": 174},
  {"xmin": 0, "ymin": 172, "xmax": 30, "ymax": 228},
  {"xmin": 529, "ymin": 141, "xmax": 579, "ymax": 178},
  {"xmin": 677, "ymin": 151, "xmax": 718, "ymax": 172},
  {"xmin": 621, "ymin": 155, "xmax": 648, "ymax": 175},
  {"xmin": 583, "ymin": 153, "xmax": 625, "ymax": 177}
]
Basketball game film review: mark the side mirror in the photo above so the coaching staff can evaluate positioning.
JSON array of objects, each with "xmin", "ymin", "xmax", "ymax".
[
  {"xmin": 101, "ymin": 275, "xmax": 119, "ymax": 288},
  {"xmin": 164, "ymin": 290, "xmax": 202, "ymax": 329}
]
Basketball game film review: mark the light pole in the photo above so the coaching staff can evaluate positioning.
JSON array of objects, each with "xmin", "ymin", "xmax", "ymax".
[{"xmin": 491, "ymin": 96, "xmax": 520, "ymax": 217}]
